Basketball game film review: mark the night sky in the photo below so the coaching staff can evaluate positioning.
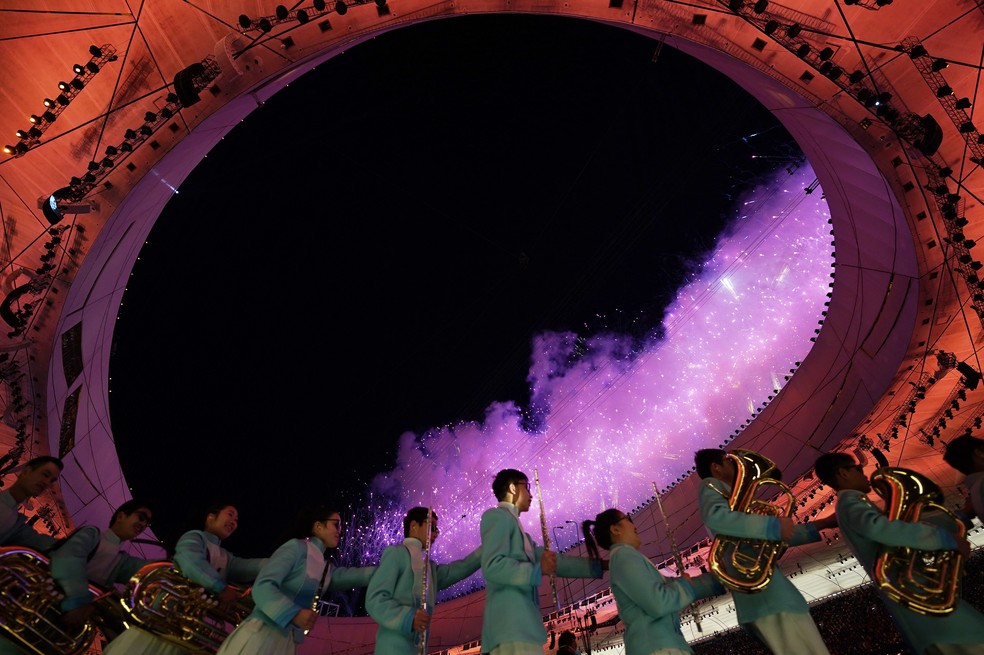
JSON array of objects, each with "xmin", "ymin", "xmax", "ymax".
[{"xmin": 108, "ymin": 13, "xmax": 799, "ymax": 559}]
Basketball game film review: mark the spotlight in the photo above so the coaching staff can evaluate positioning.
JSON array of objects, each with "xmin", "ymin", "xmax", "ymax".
[
  {"xmin": 956, "ymin": 97, "xmax": 972, "ymax": 109},
  {"xmin": 70, "ymin": 79, "xmax": 84, "ymax": 90},
  {"xmin": 931, "ymin": 58, "xmax": 949, "ymax": 72},
  {"xmin": 335, "ymin": 0, "xmax": 348, "ymax": 13},
  {"xmin": 238, "ymin": 14, "xmax": 252, "ymax": 29},
  {"xmin": 314, "ymin": 0, "xmax": 327, "ymax": 9},
  {"xmin": 764, "ymin": 20, "xmax": 779, "ymax": 35},
  {"xmin": 40, "ymin": 187, "xmax": 93, "ymax": 225},
  {"xmin": 276, "ymin": 5, "xmax": 289, "ymax": 19},
  {"xmin": 937, "ymin": 85, "xmax": 953, "ymax": 97},
  {"xmin": 753, "ymin": 0, "xmax": 768, "ymax": 13},
  {"xmin": 819, "ymin": 47, "xmax": 834, "ymax": 61},
  {"xmin": 43, "ymin": 98, "xmax": 55, "ymax": 108},
  {"xmin": 909, "ymin": 45, "xmax": 928, "ymax": 58},
  {"xmin": 86, "ymin": 62, "xmax": 99, "ymax": 74},
  {"xmin": 89, "ymin": 45, "xmax": 102, "ymax": 57},
  {"xmin": 58, "ymin": 81, "xmax": 70, "ymax": 91},
  {"xmin": 787, "ymin": 23, "xmax": 802, "ymax": 38},
  {"xmin": 796, "ymin": 44, "xmax": 810, "ymax": 58},
  {"xmin": 259, "ymin": 18, "xmax": 272, "ymax": 32},
  {"xmin": 960, "ymin": 122, "xmax": 976, "ymax": 133},
  {"xmin": 848, "ymin": 70, "xmax": 864, "ymax": 84},
  {"xmin": 56, "ymin": 94, "xmax": 70, "ymax": 106}
]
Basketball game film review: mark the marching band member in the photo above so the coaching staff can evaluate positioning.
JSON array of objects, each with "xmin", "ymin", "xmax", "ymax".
[
  {"xmin": 104, "ymin": 502, "xmax": 268, "ymax": 654},
  {"xmin": 479, "ymin": 468, "xmax": 604, "ymax": 655},
  {"xmin": 815, "ymin": 452, "xmax": 984, "ymax": 655},
  {"xmin": 216, "ymin": 505, "xmax": 375, "ymax": 655},
  {"xmin": 582, "ymin": 508, "xmax": 723, "ymax": 655},
  {"xmin": 366, "ymin": 506, "xmax": 481, "ymax": 654},
  {"xmin": 0, "ymin": 455, "xmax": 62, "ymax": 550},
  {"xmin": 695, "ymin": 449, "xmax": 835, "ymax": 655},
  {"xmin": 942, "ymin": 435, "xmax": 984, "ymax": 520}
]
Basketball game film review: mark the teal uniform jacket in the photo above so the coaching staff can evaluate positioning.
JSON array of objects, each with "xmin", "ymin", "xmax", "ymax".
[
  {"xmin": 366, "ymin": 538, "xmax": 482, "ymax": 654},
  {"xmin": 48, "ymin": 526, "xmax": 152, "ymax": 611},
  {"xmin": 245, "ymin": 536, "xmax": 375, "ymax": 644},
  {"xmin": 698, "ymin": 478, "xmax": 820, "ymax": 625},
  {"xmin": 0, "ymin": 489, "xmax": 55, "ymax": 551},
  {"xmin": 609, "ymin": 542, "xmax": 723, "ymax": 654},
  {"xmin": 479, "ymin": 503, "xmax": 603, "ymax": 652},
  {"xmin": 835, "ymin": 489, "xmax": 984, "ymax": 655},
  {"xmin": 173, "ymin": 529, "xmax": 268, "ymax": 593}
]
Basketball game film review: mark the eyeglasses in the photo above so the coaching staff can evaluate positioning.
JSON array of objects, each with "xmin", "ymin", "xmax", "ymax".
[
  {"xmin": 135, "ymin": 511, "xmax": 152, "ymax": 525},
  {"xmin": 325, "ymin": 519, "xmax": 341, "ymax": 527},
  {"xmin": 618, "ymin": 515, "xmax": 633, "ymax": 525}
]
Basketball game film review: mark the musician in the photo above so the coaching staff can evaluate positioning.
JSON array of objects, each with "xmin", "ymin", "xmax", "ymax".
[
  {"xmin": 815, "ymin": 452, "xmax": 984, "ymax": 655},
  {"xmin": 0, "ymin": 455, "xmax": 62, "ymax": 550},
  {"xmin": 366, "ymin": 507, "xmax": 482, "ymax": 654},
  {"xmin": 103, "ymin": 501, "xmax": 269, "ymax": 654},
  {"xmin": 480, "ymin": 468, "xmax": 604, "ymax": 655},
  {"xmin": 582, "ymin": 508, "xmax": 722, "ymax": 655},
  {"xmin": 942, "ymin": 435, "xmax": 984, "ymax": 519},
  {"xmin": 48, "ymin": 499, "xmax": 157, "ymax": 629},
  {"xmin": 694, "ymin": 449, "xmax": 835, "ymax": 655},
  {"xmin": 216, "ymin": 505, "xmax": 375, "ymax": 655},
  {"xmin": 556, "ymin": 630, "xmax": 580, "ymax": 655}
]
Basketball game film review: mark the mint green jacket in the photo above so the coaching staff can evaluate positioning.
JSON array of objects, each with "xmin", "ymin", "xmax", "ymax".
[
  {"xmin": 835, "ymin": 489, "xmax": 984, "ymax": 654},
  {"xmin": 479, "ymin": 503, "xmax": 602, "ymax": 652},
  {"xmin": 366, "ymin": 538, "xmax": 481, "ymax": 654},
  {"xmin": 698, "ymin": 478, "xmax": 820, "ymax": 624}
]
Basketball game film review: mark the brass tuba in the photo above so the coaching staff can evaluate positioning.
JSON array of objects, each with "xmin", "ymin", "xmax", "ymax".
[
  {"xmin": 124, "ymin": 561, "xmax": 253, "ymax": 654},
  {"xmin": 0, "ymin": 546, "xmax": 108, "ymax": 655},
  {"xmin": 870, "ymin": 466, "xmax": 965, "ymax": 616},
  {"xmin": 707, "ymin": 449, "xmax": 796, "ymax": 593}
]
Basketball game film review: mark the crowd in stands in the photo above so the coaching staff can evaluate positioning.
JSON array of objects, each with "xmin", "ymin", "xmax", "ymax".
[{"xmin": 690, "ymin": 550, "xmax": 984, "ymax": 655}]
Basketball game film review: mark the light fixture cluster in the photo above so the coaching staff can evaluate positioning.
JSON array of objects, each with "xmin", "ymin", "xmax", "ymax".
[
  {"xmin": 3, "ymin": 45, "xmax": 117, "ymax": 158},
  {"xmin": 725, "ymin": 2, "xmax": 945, "ymax": 158},
  {"xmin": 40, "ymin": 57, "xmax": 221, "ymax": 225},
  {"xmin": 842, "ymin": 0, "xmax": 894, "ymax": 8},
  {"xmin": 904, "ymin": 38, "xmax": 984, "ymax": 165},
  {"xmin": 237, "ymin": 0, "xmax": 390, "ymax": 35},
  {"xmin": 923, "ymin": 165, "xmax": 984, "ymax": 320}
]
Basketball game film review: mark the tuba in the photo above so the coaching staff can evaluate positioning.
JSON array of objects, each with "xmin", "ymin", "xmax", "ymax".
[
  {"xmin": 124, "ymin": 561, "xmax": 253, "ymax": 654},
  {"xmin": 707, "ymin": 449, "xmax": 796, "ymax": 593},
  {"xmin": 870, "ymin": 466, "xmax": 965, "ymax": 616},
  {"xmin": 0, "ymin": 546, "xmax": 111, "ymax": 655}
]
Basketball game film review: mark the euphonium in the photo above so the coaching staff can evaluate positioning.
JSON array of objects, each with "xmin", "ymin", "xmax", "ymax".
[
  {"xmin": 124, "ymin": 561, "xmax": 253, "ymax": 654},
  {"xmin": 0, "ymin": 546, "xmax": 106, "ymax": 655},
  {"xmin": 870, "ymin": 466, "xmax": 965, "ymax": 616},
  {"xmin": 707, "ymin": 449, "xmax": 796, "ymax": 593}
]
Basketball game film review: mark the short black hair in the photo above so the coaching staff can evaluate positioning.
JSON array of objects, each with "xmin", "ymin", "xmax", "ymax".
[
  {"xmin": 694, "ymin": 449, "xmax": 726, "ymax": 479},
  {"xmin": 24, "ymin": 455, "xmax": 63, "ymax": 471},
  {"xmin": 558, "ymin": 630, "xmax": 577, "ymax": 647},
  {"xmin": 814, "ymin": 452, "xmax": 855, "ymax": 488},
  {"xmin": 404, "ymin": 507, "xmax": 438, "ymax": 537},
  {"xmin": 284, "ymin": 505, "xmax": 341, "ymax": 540},
  {"xmin": 492, "ymin": 469, "xmax": 528, "ymax": 501},
  {"xmin": 943, "ymin": 435, "xmax": 983, "ymax": 475},
  {"xmin": 111, "ymin": 499, "xmax": 154, "ymax": 528}
]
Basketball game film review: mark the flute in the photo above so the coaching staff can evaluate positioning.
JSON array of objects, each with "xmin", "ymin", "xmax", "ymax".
[
  {"xmin": 533, "ymin": 469, "xmax": 561, "ymax": 612},
  {"xmin": 417, "ymin": 508, "xmax": 433, "ymax": 655},
  {"xmin": 652, "ymin": 482, "xmax": 703, "ymax": 632}
]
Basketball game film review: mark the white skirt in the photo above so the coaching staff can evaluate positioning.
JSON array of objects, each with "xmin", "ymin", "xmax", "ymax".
[
  {"xmin": 102, "ymin": 627, "xmax": 190, "ymax": 655},
  {"xmin": 216, "ymin": 618, "xmax": 295, "ymax": 655}
]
